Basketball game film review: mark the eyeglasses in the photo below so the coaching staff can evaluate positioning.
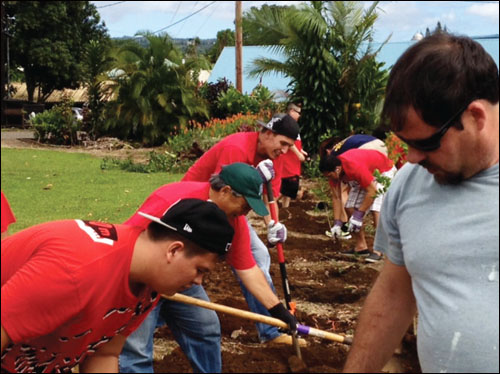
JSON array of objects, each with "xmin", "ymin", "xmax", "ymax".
[{"xmin": 397, "ymin": 101, "xmax": 471, "ymax": 152}]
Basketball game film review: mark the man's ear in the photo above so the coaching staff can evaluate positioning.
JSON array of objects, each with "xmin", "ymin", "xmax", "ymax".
[
  {"xmin": 468, "ymin": 100, "xmax": 487, "ymax": 131},
  {"xmin": 165, "ymin": 241, "xmax": 185, "ymax": 262}
]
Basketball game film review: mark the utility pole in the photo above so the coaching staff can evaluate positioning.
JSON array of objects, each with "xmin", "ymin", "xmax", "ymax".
[{"xmin": 235, "ymin": 1, "xmax": 242, "ymax": 93}]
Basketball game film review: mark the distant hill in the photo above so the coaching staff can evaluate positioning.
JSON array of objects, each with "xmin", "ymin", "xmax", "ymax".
[{"xmin": 112, "ymin": 36, "xmax": 217, "ymax": 54}]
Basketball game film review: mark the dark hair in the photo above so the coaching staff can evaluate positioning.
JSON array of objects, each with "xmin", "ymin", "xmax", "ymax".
[
  {"xmin": 382, "ymin": 33, "xmax": 499, "ymax": 132},
  {"xmin": 209, "ymin": 173, "xmax": 227, "ymax": 191},
  {"xmin": 319, "ymin": 152, "xmax": 341, "ymax": 173},
  {"xmin": 148, "ymin": 222, "xmax": 225, "ymax": 260}
]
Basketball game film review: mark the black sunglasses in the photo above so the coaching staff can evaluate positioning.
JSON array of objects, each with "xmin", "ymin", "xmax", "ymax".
[{"xmin": 397, "ymin": 102, "xmax": 471, "ymax": 152}]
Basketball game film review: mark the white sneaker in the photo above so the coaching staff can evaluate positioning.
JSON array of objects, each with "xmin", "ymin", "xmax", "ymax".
[{"xmin": 325, "ymin": 230, "xmax": 352, "ymax": 240}]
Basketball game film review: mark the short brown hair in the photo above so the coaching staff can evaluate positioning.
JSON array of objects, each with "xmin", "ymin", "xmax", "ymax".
[{"xmin": 382, "ymin": 33, "xmax": 499, "ymax": 132}]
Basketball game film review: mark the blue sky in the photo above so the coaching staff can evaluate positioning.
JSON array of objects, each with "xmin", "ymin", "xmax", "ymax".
[{"xmin": 92, "ymin": 1, "xmax": 499, "ymax": 42}]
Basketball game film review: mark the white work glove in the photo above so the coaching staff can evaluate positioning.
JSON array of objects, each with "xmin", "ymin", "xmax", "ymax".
[
  {"xmin": 267, "ymin": 220, "xmax": 287, "ymax": 245},
  {"xmin": 330, "ymin": 220, "xmax": 344, "ymax": 239},
  {"xmin": 256, "ymin": 159, "xmax": 275, "ymax": 183},
  {"xmin": 348, "ymin": 210, "xmax": 365, "ymax": 233}
]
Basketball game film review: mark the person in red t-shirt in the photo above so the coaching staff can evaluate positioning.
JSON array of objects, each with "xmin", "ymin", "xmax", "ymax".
[
  {"xmin": 1, "ymin": 199, "xmax": 234, "ymax": 373},
  {"xmin": 320, "ymin": 149, "xmax": 396, "ymax": 263},
  {"xmin": 279, "ymin": 103, "xmax": 308, "ymax": 212},
  {"xmin": 1, "ymin": 191, "xmax": 16, "ymax": 239},
  {"xmin": 119, "ymin": 162, "xmax": 301, "ymax": 373},
  {"xmin": 181, "ymin": 114, "xmax": 301, "ymax": 347}
]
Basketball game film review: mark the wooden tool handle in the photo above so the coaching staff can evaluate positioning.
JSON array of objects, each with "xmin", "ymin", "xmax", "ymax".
[{"xmin": 162, "ymin": 293, "xmax": 351, "ymax": 344}]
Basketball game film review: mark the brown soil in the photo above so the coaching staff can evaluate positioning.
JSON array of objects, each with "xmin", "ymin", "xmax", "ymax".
[
  {"xmin": 153, "ymin": 185, "xmax": 421, "ymax": 373},
  {"xmin": 1, "ymin": 132, "xmax": 421, "ymax": 373}
]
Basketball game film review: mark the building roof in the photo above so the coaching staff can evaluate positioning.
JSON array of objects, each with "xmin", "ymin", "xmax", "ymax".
[{"xmin": 209, "ymin": 35, "xmax": 499, "ymax": 95}]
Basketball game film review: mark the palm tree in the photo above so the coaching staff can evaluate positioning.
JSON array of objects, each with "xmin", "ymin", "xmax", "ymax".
[
  {"xmin": 246, "ymin": 1, "xmax": 390, "ymax": 153},
  {"xmin": 105, "ymin": 33, "xmax": 210, "ymax": 146}
]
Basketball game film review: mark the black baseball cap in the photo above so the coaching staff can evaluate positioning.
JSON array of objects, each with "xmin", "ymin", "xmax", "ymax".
[
  {"xmin": 138, "ymin": 198, "xmax": 234, "ymax": 255},
  {"xmin": 257, "ymin": 113, "xmax": 299, "ymax": 140}
]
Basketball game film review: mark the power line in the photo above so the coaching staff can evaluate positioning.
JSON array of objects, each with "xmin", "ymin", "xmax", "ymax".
[
  {"xmin": 96, "ymin": 1, "xmax": 126, "ymax": 9},
  {"xmin": 170, "ymin": 2, "xmax": 182, "ymax": 24},
  {"xmin": 195, "ymin": 2, "xmax": 220, "ymax": 37},
  {"xmin": 175, "ymin": 1, "xmax": 199, "ymax": 36},
  {"xmin": 152, "ymin": 1, "xmax": 217, "ymax": 35}
]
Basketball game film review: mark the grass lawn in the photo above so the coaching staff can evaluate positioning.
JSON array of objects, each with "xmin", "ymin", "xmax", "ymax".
[{"xmin": 1, "ymin": 148, "xmax": 183, "ymax": 234}]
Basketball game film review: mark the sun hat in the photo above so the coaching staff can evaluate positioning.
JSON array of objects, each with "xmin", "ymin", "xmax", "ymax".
[
  {"xmin": 257, "ymin": 113, "xmax": 299, "ymax": 140},
  {"xmin": 219, "ymin": 163, "xmax": 269, "ymax": 216},
  {"xmin": 139, "ymin": 198, "xmax": 234, "ymax": 255}
]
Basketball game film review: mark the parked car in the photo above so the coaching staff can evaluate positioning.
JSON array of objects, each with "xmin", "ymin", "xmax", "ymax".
[{"xmin": 72, "ymin": 107, "xmax": 83, "ymax": 121}]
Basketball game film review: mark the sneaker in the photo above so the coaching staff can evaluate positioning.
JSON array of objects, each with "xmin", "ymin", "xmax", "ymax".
[
  {"xmin": 265, "ymin": 334, "xmax": 307, "ymax": 347},
  {"xmin": 341, "ymin": 249, "xmax": 370, "ymax": 257},
  {"xmin": 365, "ymin": 252, "xmax": 383, "ymax": 263}
]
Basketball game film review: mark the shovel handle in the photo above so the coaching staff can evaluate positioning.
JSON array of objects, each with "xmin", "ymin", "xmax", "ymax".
[{"xmin": 163, "ymin": 293, "xmax": 351, "ymax": 345}]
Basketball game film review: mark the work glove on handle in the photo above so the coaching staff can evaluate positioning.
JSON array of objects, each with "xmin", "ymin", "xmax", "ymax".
[
  {"xmin": 256, "ymin": 159, "xmax": 275, "ymax": 183},
  {"xmin": 268, "ymin": 302, "xmax": 297, "ymax": 332},
  {"xmin": 330, "ymin": 219, "xmax": 344, "ymax": 240},
  {"xmin": 348, "ymin": 210, "xmax": 365, "ymax": 233},
  {"xmin": 267, "ymin": 220, "xmax": 287, "ymax": 245}
]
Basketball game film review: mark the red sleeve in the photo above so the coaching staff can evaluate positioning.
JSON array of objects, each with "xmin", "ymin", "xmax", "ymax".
[
  {"xmin": 1, "ymin": 191, "xmax": 16, "ymax": 233},
  {"xmin": 226, "ymin": 216, "xmax": 256, "ymax": 270}
]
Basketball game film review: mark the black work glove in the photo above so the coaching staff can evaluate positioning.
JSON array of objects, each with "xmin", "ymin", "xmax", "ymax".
[{"xmin": 267, "ymin": 302, "xmax": 297, "ymax": 332}]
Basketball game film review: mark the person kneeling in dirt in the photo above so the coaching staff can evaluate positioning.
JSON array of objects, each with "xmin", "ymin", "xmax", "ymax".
[
  {"xmin": 119, "ymin": 163, "xmax": 302, "ymax": 374},
  {"xmin": 319, "ymin": 147, "xmax": 396, "ymax": 263},
  {"xmin": 1, "ymin": 199, "xmax": 234, "ymax": 373}
]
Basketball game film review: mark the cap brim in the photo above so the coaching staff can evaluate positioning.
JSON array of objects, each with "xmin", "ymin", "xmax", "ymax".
[
  {"xmin": 256, "ymin": 120, "xmax": 268, "ymax": 128},
  {"xmin": 245, "ymin": 196, "xmax": 269, "ymax": 216},
  {"xmin": 138, "ymin": 211, "xmax": 177, "ymax": 231}
]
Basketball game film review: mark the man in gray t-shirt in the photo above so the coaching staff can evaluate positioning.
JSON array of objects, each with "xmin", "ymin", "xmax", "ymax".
[{"xmin": 343, "ymin": 33, "xmax": 499, "ymax": 373}]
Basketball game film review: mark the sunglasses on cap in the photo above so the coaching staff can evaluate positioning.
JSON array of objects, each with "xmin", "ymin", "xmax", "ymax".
[{"xmin": 397, "ymin": 101, "xmax": 471, "ymax": 152}]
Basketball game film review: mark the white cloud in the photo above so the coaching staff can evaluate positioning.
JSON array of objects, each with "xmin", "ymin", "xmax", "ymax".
[{"xmin": 467, "ymin": 3, "xmax": 500, "ymax": 23}]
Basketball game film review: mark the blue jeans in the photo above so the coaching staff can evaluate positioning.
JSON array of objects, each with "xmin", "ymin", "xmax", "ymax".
[
  {"xmin": 234, "ymin": 220, "xmax": 282, "ymax": 342},
  {"xmin": 119, "ymin": 285, "xmax": 221, "ymax": 373}
]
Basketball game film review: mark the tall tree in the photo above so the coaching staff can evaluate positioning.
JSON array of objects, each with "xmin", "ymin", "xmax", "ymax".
[
  {"xmin": 5, "ymin": 1, "xmax": 108, "ymax": 102},
  {"xmin": 246, "ymin": 1, "xmax": 389, "ymax": 153},
  {"xmin": 207, "ymin": 29, "xmax": 235, "ymax": 63}
]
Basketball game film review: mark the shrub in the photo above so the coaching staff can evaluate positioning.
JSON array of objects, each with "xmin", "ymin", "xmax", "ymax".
[
  {"xmin": 199, "ymin": 78, "xmax": 231, "ymax": 119},
  {"xmin": 30, "ymin": 99, "xmax": 81, "ymax": 145}
]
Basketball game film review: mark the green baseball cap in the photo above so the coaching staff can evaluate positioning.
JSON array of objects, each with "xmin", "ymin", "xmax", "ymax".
[{"xmin": 219, "ymin": 163, "xmax": 269, "ymax": 216}]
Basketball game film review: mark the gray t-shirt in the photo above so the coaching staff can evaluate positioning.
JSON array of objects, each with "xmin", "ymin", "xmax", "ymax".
[{"xmin": 375, "ymin": 162, "xmax": 499, "ymax": 373}]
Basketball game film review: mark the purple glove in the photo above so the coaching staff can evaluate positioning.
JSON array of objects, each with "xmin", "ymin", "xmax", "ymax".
[
  {"xmin": 348, "ymin": 210, "xmax": 365, "ymax": 233},
  {"xmin": 256, "ymin": 159, "xmax": 275, "ymax": 183},
  {"xmin": 267, "ymin": 220, "xmax": 287, "ymax": 245}
]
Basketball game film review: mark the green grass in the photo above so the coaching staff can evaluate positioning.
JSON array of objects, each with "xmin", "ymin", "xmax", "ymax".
[{"xmin": 1, "ymin": 148, "xmax": 183, "ymax": 234}]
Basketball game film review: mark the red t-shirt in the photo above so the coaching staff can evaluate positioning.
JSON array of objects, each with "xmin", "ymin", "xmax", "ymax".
[
  {"xmin": 1, "ymin": 220, "xmax": 157, "ymax": 373},
  {"xmin": 1, "ymin": 191, "xmax": 16, "ymax": 233},
  {"xmin": 181, "ymin": 132, "xmax": 284, "ymax": 198},
  {"xmin": 281, "ymin": 138, "xmax": 302, "ymax": 178},
  {"xmin": 338, "ymin": 149, "xmax": 394, "ymax": 188},
  {"xmin": 125, "ymin": 181, "xmax": 255, "ymax": 270}
]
